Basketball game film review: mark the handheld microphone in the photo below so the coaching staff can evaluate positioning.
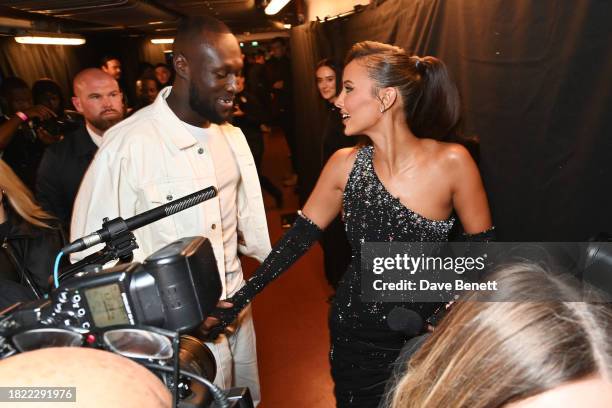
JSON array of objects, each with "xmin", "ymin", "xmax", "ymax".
[
  {"xmin": 63, "ymin": 186, "xmax": 218, "ymax": 254},
  {"xmin": 387, "ymin": 306, "xmax": 423, "ymax": 337}
]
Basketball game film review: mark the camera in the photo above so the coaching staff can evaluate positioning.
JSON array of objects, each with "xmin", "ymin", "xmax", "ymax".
[
  {"xmin": 30, "ymin": 112, "xmax": 81, "ymax": 137},
  {"xmin": 0, "ymin": 237, "xmax": 251, "ymax": 407}
]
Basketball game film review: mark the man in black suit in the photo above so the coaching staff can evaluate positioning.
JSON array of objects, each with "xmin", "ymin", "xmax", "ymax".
[{"xmin": 36, "ymin": 69, "xmax": 124, "ymax": 231}]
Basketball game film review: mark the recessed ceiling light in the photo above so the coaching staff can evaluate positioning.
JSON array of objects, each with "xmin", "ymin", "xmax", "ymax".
[
  {"xmin": 265, "ymin": 0, "xmax": 291, "ymax": 15},
  {"xmin": 14, "ymin": 33, "xmax": 85, "ymax": 45},
  {"xmin": 151, "ymin": 38, "xmax": 174, "ymax": 44}
]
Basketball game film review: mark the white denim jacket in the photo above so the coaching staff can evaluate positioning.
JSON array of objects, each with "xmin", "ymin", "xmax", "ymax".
[{"xmin": 71, "ymin": 87, "xmax": 271, "ymax": 298}]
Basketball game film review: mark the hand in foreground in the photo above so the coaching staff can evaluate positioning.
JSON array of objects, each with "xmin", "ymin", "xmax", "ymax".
[{"xmin": 198, "ymin": 300, "xmax": 235, "ymax": 340}]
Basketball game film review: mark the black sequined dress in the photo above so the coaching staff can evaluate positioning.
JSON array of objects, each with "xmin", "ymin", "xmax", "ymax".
[{"xmin": 330, "ymin": 145, "xmax": 455, "ymax": 407}]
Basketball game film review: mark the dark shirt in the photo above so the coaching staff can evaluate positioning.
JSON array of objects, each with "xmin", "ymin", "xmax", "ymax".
[
  {"xmin": 0, "ymin": 220, "xmax": 9, "ymax": 241},
  {"xmin": 246, "ymin": 63, "xmax": 269, "ymax": 109},
  {"xmin": 265, "ymin": 56, "xmax": 293, "ymax": 116},
  {"xmin": 0, "ymin": 116, "xmax": 46, "ymax": 191},
  {"xmin": 234, "ymin": 90, "xmax": 268, "ymax": 167},
  {"xmin": 35, "ymin": 124, "xmax": 97, "ymax": 231},
  {"xmin": 0, "ymin": 213, "xmax": 64, "ymax": 308}
]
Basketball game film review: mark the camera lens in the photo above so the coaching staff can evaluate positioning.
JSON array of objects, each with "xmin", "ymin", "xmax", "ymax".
[
  {"xmin": 13, "ymin": 328, "xmax": 83, "ymax": 352},
  {"xmin": 178, "ymin": 335, "xmax": 216, "ymax": 379},
  {"xmin": 103, "ymin": 328, "xmax": 173, "ymax": 360},
  {"xmin": 177, "ymin": 335, "xmax": 217, "ymax": 405}
]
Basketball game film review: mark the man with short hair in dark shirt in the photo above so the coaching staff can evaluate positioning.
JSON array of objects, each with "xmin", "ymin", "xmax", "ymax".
[{"xmin": 36, "ymin": 68, "xmax": 124, "ymax": 231}]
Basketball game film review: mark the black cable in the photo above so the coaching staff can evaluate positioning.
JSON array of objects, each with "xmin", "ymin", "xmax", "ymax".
[{"xmin": 142, "ymin": 363, "xmax": 229, "ymax": 408}]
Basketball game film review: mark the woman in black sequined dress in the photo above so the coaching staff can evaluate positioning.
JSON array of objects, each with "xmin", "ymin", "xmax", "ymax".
[{"xmin": 205, "ymin": 41, "xmax": 493, "ymax": 407}]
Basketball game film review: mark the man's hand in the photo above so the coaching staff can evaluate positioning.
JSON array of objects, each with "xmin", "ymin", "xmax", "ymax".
[
  {"xmin": 23, "ymin": 105, "xmax": 56, "ymax": 121},
  {"xmin": 36, "ymin": 127, "xmax": 63, "ymax": 145},
  {"xmin": 272, "ymin": 80, "xmax": 284, "ymax": 90},
  {"xmin": 198, "ymin": 300, "xmax": 234, "ymax": 340}
]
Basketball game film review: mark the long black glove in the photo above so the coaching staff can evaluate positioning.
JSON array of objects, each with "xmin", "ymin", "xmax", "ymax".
[
  {"xmin": 462, "ymin": 226, "xmax": 496, "ymax": 242},
  {"xmin": 209, "ymin": 212, "xmax": 323, "ymax": 335}
]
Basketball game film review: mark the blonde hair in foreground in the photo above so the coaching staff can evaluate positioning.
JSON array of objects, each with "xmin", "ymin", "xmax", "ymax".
[
  {"xmin": 0, "ymin": 159, "xmax": 54, "ymax": 228},
  {"xmin": 390, "ymin": 262, "xmax": 612, "ymax": 408}
]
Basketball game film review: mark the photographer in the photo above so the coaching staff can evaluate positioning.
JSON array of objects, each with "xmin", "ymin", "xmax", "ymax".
[
  {"xmin": 36, "ymin": 69, "xmax": 124, "ymax": 232},
  {"xmin": 0, "ymin": 77, "xmax": 60, "ymax": 191},
  {"xmin": 32, "ymin": 78, "xmax": 82, "ymax": 131}
]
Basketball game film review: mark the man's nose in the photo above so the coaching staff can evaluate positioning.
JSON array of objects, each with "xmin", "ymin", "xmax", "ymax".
[
  {"xmin": 226, "ymin": 75, "xmax": 237, "ymax": 93},
  {"xmin": 102, "ymin": 96, "xmax": 113, "ymax": 107}
]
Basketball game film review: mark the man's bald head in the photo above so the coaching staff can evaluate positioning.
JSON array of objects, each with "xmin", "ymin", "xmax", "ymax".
[
  {"xmin": 73, "ymin": 68, "xmax": 116, "ymax": 97},
  {"xmin": 0, "ymin": 347, "xmax": 172, "ymax": 407},
  {"xmin": 72, "ymin": 68, "xmax": 124, "ymax": 135}
]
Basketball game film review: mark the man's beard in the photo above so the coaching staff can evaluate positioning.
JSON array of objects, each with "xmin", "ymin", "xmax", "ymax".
[
  {"xmin": 89, "ymin": 111, "xmax": 123, "ymax": 132},
  {"xmin": 189, "ymin": 81, "xmax": 227, "ymax": 125}
]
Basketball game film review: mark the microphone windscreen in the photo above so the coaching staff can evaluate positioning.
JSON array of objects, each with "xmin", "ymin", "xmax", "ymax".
[{"xmin": 387, "ymin": 307, "xmax": 423, "ymax": 337}]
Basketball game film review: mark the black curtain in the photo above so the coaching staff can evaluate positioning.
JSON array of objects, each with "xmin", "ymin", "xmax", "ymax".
[
  {"xmin": 0, "ymin": 38, "xmax": 83, "ymax": 104},
  {"xmin": 0, "ymin": 35, "xmax": 168, "ymax": 107},
  {"xmin": 290, "ymin": 0, "xmax": 612, "ymax": 240}
]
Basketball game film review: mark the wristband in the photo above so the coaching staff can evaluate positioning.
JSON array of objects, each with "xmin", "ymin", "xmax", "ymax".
[{"xmin": 15, "ymin": 111, "xmax": 28, "ymax": 122}]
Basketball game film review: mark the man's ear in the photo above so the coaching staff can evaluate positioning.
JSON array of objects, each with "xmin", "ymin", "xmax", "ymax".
[
  {"xmin": 72, "ymin": 96, "xmax": 82, "ymax": 113},
  {"xmin": 173, "ymin": 53, "xmax": 190, "ymax": 81}
]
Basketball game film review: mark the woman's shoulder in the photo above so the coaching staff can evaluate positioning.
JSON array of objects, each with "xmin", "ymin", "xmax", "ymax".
[
  {"xmin": 422, "ymin": 139, "xmax": 475, "ymax": 167},
  {"xmin": 321, "ymin": 146, "xmax": 362, "ymax": 188},
  {"xmin": 328, "ymin": 146, "xmax": 362, "ymax": 169}
]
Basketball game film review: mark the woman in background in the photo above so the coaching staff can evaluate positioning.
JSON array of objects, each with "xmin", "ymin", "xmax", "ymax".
[
  {"xmin": 315, "ymin": 58, "xmax": 356, "ymax": 165},
  {"xmin": 0, "ymin": 159, "xmax": 64, "ymax": 309},
  {"xmin": 314, "ymin": 58, "xmax": 355, "ymax": 289},
  {"xmin": 388, "ymin": 262, "xmax": 612, "ymax": 408}
]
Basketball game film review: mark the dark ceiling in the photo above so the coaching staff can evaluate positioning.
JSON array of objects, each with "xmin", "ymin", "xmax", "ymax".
[{"xmin": 0, "ymin": 0, "xmax": 299, "ymax": 37}]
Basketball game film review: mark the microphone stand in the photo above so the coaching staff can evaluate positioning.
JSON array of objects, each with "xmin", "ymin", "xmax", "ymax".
[{"xmin": 58, "ymin": 217, "xmax": 139, "ymax": 282}]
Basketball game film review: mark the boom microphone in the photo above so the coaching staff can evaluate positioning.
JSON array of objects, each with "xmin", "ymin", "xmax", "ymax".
[{"xmin": 62, "ymin": 186, "xmax": 218, "ymax": 254}]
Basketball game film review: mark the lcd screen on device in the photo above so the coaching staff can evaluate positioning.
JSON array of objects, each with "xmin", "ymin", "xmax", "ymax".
[{"xmin": 84, "ymin": 284, "xmax": 130, "ymax": 327}]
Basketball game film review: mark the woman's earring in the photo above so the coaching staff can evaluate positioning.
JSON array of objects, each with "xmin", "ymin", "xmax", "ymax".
[{"xmin": 379, "ymin": 105, "xmax": 385, "ymax": 113}]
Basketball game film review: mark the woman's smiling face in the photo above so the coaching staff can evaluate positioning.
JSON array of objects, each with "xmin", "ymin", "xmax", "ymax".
[
  {"xmin": 335, "ymin": 60, "xmax": 382, "ymax": 136},
  {"xmin": 316, "ymin": 65, "xmax": 337, "ymax": 101}
]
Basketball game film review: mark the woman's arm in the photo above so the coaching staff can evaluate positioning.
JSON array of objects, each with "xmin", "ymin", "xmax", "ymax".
[
  {"xmin": 302, "ymin": 147, "xmax": 357, "ymax": 228},
  {"xmin": 445, "ymin": 144, "xmax": 493, "ymax": 234},
  {"xmin": 200, "ymin": 147, "xmax": 358, "ymax": 335}
]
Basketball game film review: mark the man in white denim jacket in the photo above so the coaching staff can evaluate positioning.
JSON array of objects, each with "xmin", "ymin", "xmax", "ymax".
[{"xmin": 71, "ymin": 16, "xmax": 271, "ymax": 405}]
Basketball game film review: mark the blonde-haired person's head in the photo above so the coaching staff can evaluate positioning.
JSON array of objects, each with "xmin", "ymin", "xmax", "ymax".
[
  {"xmin": 389, "ymin": 262, "xmax": 612, "ymax": 408},
  {"xmin": 0, "ymin": 159, "xmax": 54, "ymax": 228}
]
